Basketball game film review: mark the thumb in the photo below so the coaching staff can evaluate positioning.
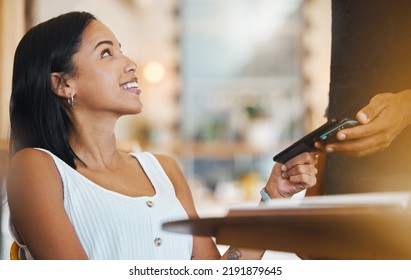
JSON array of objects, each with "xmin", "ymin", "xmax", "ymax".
[
  {"xmin": 356, "ymin": 108, "xmax": 370, "ymax": 124},
  {"xmin": 356, "ymin": 95, "xmax": 385, "ymax": 124}
]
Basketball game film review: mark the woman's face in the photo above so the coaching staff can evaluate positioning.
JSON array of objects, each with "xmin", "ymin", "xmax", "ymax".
[{"xmin": 69, "ymin": 20, "xmax": 142, "ymax": 117}]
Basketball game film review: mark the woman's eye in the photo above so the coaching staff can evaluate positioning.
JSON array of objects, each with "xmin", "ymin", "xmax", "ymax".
[{"xmin": 101, "ymin": 49, "xmax": 112, "ymax": 58}]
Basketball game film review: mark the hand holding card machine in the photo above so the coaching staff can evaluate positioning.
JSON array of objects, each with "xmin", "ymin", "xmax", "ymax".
[
  {"xmin": 273, "ymin": 118, "xmax": 359, "ymax": 164},
  {"xmin": 318, "ymin": 118, "xmax": 359, "ymax": 144}
]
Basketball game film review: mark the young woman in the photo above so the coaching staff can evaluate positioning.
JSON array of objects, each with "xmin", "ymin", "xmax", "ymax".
[{"xmin": 7, "ymin": 11, "xmax": 318, "ymax": 260}]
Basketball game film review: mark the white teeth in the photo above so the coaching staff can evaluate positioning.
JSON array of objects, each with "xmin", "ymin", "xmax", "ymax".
[{"xmin": 122, "ymin": 81, "xmax": 139, "ymax": 90}]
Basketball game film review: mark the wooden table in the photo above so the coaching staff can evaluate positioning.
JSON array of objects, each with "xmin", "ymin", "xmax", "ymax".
[{"xmin": 163, "ymin": 202, "xmax": 411, "ymax": 259}]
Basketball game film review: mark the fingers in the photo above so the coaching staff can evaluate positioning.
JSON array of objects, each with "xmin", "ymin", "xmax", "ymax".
[
  {"xmin": 326, "ymin": 120, "xmax": 379, "ymax": 151},
  {"xmin": 282, "ymin": 152, "xmax": 318, "ymax": 171},
  {"xmin": 281, "ymin": 152, "xmax": 318, "ymax": 189},
  {"xmin": 314, "ymin": 141, "xmax": 323, "ymax": 150},
  {"xmin": 332, "ymin": 93, "xmax": 393, "ymax": 142},
  {"xmin": 325, "ymin": 131, "xmax": 393, "ymax": 156},
  {"xmin": 335, "ymin": 117, "xmax": 384, "ymax": 141},
  {"xmin": 283, "ymin": 164, "xmax": 318, "ymax": 187},
  {"xmin": 265, "ymin": 152, "xmax": 318, "ymax": 198},
  {"xmin": 326, "ymin": 109, "xmax": 398, "ymax": 156},
  {"xmin": 283, "ymin": 164, "xmax": 317, "ymax": 178},
  {"xmin": 357, "ymin": 93, "xmax": 390, "ymax": 124},
  {"xmin": 314, "ymin": 116, "xmax": 383, "ymax": 152}
]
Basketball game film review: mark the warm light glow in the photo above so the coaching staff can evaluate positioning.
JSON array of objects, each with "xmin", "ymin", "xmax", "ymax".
[{"xmin": 143, "ymin": 62, "xmax": 165, "ymax": 84}]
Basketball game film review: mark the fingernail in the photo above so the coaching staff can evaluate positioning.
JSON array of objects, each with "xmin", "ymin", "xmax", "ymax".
[
  {"xmin": 282, "ymin": 172, "xmax": 287, "ymax": 178},
  {"xmin": 359, "ymin": 112, "xmax": 368, "ymax": 123},
  {"xmin": 338, "ymin": 133, "xmax": 346, "ymax": 141},
  {"xmin": 326, "ymin": 147, "xmax": 334, "ymax": 153},
  {"xmin": 281, "ymin": 165, "xmax": 287, "ymax": 171}
]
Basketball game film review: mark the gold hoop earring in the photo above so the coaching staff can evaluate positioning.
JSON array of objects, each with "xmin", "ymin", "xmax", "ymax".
[{"xmin": 67, "ymin": 94, "xmax": 74, "ymax": 107}]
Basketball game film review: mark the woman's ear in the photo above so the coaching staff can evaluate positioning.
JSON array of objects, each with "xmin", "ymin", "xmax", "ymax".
[{"xmin": 50, "ymin": 72, "xmax": 74, "ymax": 98}]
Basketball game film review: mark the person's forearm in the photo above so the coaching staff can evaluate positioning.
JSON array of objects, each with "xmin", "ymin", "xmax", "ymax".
[
  {"xmin": 220, "ymin": 246, "xmax": 265, "ymax": 260},
  {"xmin": 218, "ymin": 199, "xmax": 269, "ymax": 260}
]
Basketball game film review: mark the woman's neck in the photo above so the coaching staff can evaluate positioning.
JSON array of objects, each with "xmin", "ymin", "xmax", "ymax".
[{"xmin": 68, "ymin": 126, "xmax": 124, "ymax": 170}]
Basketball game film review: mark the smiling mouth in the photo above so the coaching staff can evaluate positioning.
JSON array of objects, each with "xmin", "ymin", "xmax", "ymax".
[
  {"xmin": 121, "ymin": 81, "xmax": 139, "ymax": 90},
  {"xmin": 120, "ymin": 81, "xmax": 141, "ymax": 95}
]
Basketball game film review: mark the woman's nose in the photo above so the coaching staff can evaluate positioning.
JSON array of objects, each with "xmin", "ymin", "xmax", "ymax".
[{"xmin": 125, "ymin": 56, "xmax": 137, "ymax": 73}]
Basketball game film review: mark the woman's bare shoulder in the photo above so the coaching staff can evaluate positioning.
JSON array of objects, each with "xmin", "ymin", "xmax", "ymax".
[
  {"xmin": 151, "ymin": 153, "xmax": 184, "ymax": 182},
  {"xmin": 8, "ymin": 148, "xmax": 62, "ymax": 193},
  {"xmin": 7, "ymin": 148, "xmax": 87, "ymax": 259},
  {"xmin": 152, "ymin": 153, "xmax": 178, "ymax": 168},
  {"xmin": 9, "ymin": 148, "xmax": 55, "ymax": 167}
]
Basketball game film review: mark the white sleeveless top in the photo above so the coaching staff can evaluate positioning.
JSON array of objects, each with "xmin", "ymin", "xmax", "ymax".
[{"xmin": 10, "ymin": 148, "xmax": 193, "ymax": 260}]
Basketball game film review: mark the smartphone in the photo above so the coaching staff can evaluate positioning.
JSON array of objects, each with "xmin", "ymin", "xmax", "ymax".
[{"xmin": 273, "ymin": 118, "xmax": 359, "ymax": 164}]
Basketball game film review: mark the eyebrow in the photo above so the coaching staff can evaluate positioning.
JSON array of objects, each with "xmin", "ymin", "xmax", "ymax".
[
  {"xmin": 94, "ymin": 40, "xmax": 113, "ymax": 50},
  {"xmin": 94, "ymin": 40, "xmax": 122, "ymax": 50}
]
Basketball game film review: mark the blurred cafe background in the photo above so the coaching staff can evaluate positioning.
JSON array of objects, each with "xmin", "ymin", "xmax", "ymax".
[{"xmin": 0, "ymin": 0, "xmax": 331, "ymax": 259}]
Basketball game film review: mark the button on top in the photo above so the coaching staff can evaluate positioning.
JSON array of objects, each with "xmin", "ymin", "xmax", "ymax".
[
  {"xmin": 146, "ymin": 200, "xmax": 154, "ymax": 208},
  {"xmin": 154, "ymin": 237, "xmax": 162, "ymax": 247}
]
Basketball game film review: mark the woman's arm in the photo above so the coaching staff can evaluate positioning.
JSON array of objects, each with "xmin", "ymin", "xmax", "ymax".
[
  {"xmin": 7, "ymin": 148, "xmax": 88, "ymax": 259},
  {"xmin": 219, "ymin": 152, "xmax": 318, "ymax": 260},
  {"xmin": 157, "ymin": 152, "xmax": 318, "ymax": 260},
  {"xmin": 156, "ymin": 154, "xmax": 221, "ymax": 259}
]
